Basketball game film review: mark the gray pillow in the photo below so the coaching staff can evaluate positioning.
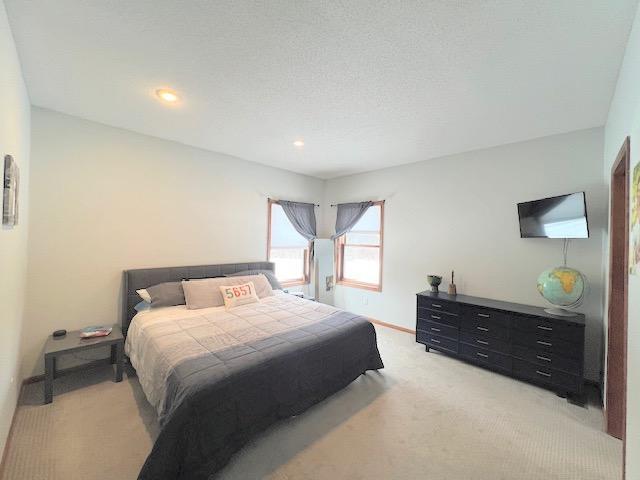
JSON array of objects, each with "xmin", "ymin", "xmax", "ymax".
[
  {"xmin": 227, "ymin": 269, "xmax": 283, "ymax": 290},
  {"xmin": 147, "ymin": 281, "xmax": 186, "ymax": 308}
]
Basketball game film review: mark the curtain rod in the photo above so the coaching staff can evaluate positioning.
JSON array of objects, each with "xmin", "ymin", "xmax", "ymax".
[
  {"xmin": 330, "ymin": 200, "xmax": 385, "ymax": 207},
  {"xmin": 268, "ymin": 198, "xmax": 384, "ymax": 207},
  {"xmin": 268, "ymin": 198, "xmax": 320, "ymax": 207}
]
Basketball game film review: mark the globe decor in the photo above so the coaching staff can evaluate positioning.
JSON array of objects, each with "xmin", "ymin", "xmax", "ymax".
[{"xmin": 536, "ymin": 266, "xmax": 586, "ymax": 317}]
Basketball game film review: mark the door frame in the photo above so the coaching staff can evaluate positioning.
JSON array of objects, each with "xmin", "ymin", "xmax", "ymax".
[{"xmin": 605, "ymin": 136, "xmax": 629, "ymax": 472}]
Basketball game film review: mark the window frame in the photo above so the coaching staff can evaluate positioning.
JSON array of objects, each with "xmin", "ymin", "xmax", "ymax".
[
  {"xmin": 335, "ymin": 200, "xmax": 384, "ymax": 292},
  {"xmin": 267, "ymin": 199, "xmax": 311, "ymax": 287}
]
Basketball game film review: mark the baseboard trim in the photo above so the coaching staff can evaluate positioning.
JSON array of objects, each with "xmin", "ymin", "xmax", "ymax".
[
  {"xmin": 23, "ymin": 358, "xmax": 113, "ymax": 385},
  {"xmin": 22, "ymin": 374, "xmax": 44, "ymax": 385},
  {"xmin": 369, "ymin": 318, "xmax": 415, "ymax": 334},
  {"xmin": 3, "ymin": 358, "xmax": 118, "ymax": 475},
  {"xmin": 584, "ymin": 379, "xmax": 603, "ymax": 405},
  {"xmin": 0, "ymin": 384, "xmax": 22, "ymax": 479}
]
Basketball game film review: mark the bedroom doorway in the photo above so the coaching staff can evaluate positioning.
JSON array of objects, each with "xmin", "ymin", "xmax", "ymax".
[{"xmin": 605, "ymin": 137, "xmax": 629, "ymax": 453}]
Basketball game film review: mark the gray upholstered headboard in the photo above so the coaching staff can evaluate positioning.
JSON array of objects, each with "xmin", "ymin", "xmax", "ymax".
[{"xmin": 122, "ymin": 261, "xmax": 275, "ymax": 336}]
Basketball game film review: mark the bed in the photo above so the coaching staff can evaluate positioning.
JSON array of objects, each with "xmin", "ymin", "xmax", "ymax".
[{"xmin": 122, "ymin": 262, "xmax": 384, "ymax": 480}]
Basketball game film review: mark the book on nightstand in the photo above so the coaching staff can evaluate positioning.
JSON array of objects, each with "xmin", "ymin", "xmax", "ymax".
[{"xmin": 79, "ymin": 325, "xmax": 112, "ymax": 338}]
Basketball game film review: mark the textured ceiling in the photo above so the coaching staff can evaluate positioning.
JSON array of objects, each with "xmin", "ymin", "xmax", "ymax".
[{"xmin": 5, "ymin": 0, "xmax": 638, "ymax": 178}]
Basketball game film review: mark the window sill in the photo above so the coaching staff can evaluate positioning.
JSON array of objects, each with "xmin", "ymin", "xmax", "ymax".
[
  {"xmin": 336, "ymin": 280, "xmax": 381, "ymax": 292},
  {"xmin": 281, "ymin": 279, "xmax": 310, "ymax": 288}
]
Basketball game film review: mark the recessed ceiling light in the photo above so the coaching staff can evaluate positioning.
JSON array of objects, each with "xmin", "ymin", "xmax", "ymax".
[
  {"xmin": 156, "ymin": 88, "xmax": 179, "ymax": 103},
  {"xmin": 293, "ymin": 140, "xmax": 304, "ymax": 147}
]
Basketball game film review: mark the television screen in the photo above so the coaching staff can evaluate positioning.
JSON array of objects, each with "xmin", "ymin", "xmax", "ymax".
[{"xmin": 517, "ymin": 192, "xmax": 589, "ymax": 238}]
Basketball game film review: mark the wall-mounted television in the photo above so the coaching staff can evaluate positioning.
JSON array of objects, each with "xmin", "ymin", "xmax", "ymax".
[{"xmin": 517, "ymin": 192, "xmax": 589, "ymax": 239}]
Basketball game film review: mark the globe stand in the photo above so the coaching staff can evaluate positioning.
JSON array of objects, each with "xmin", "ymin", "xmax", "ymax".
[
  {"xmin": 538, "ymin": 258, "xmax": 588, "ymax": 319},
  {"xmin": 544, "ymin": 307, "xmax": 578, "ymax": 317}
]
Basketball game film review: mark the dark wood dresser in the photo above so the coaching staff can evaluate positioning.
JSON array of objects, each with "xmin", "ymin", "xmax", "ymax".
[{"xmin": 416, "ymin": 291, "xmax": 585, "ymax": 401}]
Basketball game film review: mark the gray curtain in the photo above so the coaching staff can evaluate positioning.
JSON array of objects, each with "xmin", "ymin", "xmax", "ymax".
[
  {"xmin": 278, "ymin": 201, "xmax": 317, "ymax": 241},
  {"xmin": 331, "ymin": 201, "xmax": 373, "ymax": 239}
]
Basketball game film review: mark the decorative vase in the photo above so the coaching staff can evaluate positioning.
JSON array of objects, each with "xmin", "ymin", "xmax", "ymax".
[
  {"xmin": 448, "ymin": 270, "xmax": 457, "ymax": 295},
  {"xmin": 427, "ymin": 275, "xmax": 442, "ymax": 293}
]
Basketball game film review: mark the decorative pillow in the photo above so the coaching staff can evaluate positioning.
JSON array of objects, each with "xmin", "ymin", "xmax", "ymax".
[
  {"xmin": 226, "ymin": 269, "xmax": 283, "ymax": 290},
  {"xmin": 147, "ymin": 281, "xmax": 185, "ymax": 308},
  {"xmin": 134, "ymin": 301, "xmax": 151, "ymax": 312},
  {"xmin": 136, "ymin": 289, "xmax": 152, "ymax": 303},
  {"xmin": 182, "ymin": 274, "xmax": 274, "ymax": 310},
  {"xmin": 219, "ymin": 282, "xmax": 260, "ymax": 309}
]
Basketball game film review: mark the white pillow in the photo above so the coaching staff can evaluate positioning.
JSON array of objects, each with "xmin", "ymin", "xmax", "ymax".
[
  {"xmin": 219, "ymin": 282, "xmax": 260, "ymax": 309},
  {"xmin": 182, "ymin": 274, "xmax": 274, "ymax": 309},
  {"xmin": 136, "ymin": 289, "xmax": 152, "ymax": 303}
]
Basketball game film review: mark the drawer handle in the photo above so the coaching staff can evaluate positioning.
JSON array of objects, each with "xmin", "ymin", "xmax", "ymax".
[
  {"xmin": 536, "ymin": 370, "xmax": 551, "ymax": 378},
  {"xmin": 536, "ymin": 340, "xmax": 552, "ymax": 347},
  {"xmin": 477, "ymin": 326, "xmax": 489, "ymax": 332},
  {"xmin": 431, "ymin": 303, "xmax": 442, "ymax": 308},
  {"xmin": 431, "ymin": 315, "xmax": 441, "ymax": 320},
  {"xmin": 477, "ymin": 339, "xmax": 489, "ymax": 345},
  {"xmin": 537, "ymin": 325, "xmax": 553, "ymax": 331},
  {"xmin": 431, "ymin": 338, "xmax": 441, "ymax": 344},
  {"xmin": 477, "ymin": 352, "xmax": 488, "ymax": 358},
  {"xmin": 431, "ymin": 327, "xmax": 441, "ymax": 332},
  {"xmin": 536, "ymin": 355, "xmax": 552, "ymax": 362},
  {"xmin": 477, "ymin": 313, "xmax": 491, "ymax": 318}
]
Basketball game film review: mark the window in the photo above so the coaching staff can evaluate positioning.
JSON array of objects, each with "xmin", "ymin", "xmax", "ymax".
[
  {"xmin": 335, "ymin": 201, "xmax": 383, "ymax": 291},
  {"xmin": 267, "ymin": 200, "xmax": 310, "ymax": 286}
]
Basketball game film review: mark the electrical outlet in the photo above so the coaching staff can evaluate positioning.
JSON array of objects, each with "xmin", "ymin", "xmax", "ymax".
[{"xmin": 362, "ymin": 297, "xmax": 368, "ymax": 305}]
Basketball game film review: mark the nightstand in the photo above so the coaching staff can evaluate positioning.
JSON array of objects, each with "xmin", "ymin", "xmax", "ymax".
[{"xmin": 43, "ymin": 325, "xmax": 124, "ymax": 404}]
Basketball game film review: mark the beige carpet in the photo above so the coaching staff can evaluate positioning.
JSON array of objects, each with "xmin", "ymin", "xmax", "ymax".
[{"xmin": 1, "ymin": 326, "xmax": 621, "ymax": 480}]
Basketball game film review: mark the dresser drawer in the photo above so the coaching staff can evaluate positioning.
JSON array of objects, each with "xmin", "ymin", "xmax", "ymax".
[
  {"xmin": 417, "ymin": 319, "xmax": 458, "ymax": 341},
  {"xmin": 417, "ymin": 296, "xmax": 461, "ymax": 315},
  {"xmin": 512, "ymin": 329, "xmax": 582, "ymax": 359},
  {"xmin": 512, "ymin": 315, "xmax": 584, "ymax": 344},
  {"xmin": 512, "ymin": 359, "xmax": 582, "ymax": 393},
  {"xmin": 416, "ymin": 331, "xmax": 458, "ymax": 353},
  {"xmin": 512, "ymin": 344, "xmax": 582, "ymax": 376},
  {"xmin": 461, "ymin": 316, "xmax": 510, "ymax": 341},
  {"xmin": 417, "ymin": 307, "xmax": 460, "ymax": 327},
  {"xmin": 462, "ymin": 306, "xmax": 511, "ymax": 328},
  {"xmin": 460, "ymin": 331, "xmax": 511, "ymax": 355},
  {"xmin": 460, "ymin": 343, "xmax": 512, "ymax": 372}
]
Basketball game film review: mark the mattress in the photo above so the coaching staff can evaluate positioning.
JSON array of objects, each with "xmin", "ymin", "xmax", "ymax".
[{"xmin": 125, "ymin": 291, "xmax": 384, "ymax": 479}]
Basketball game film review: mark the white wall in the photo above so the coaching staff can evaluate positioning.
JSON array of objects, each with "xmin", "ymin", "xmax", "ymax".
[
  {"xmin": 603, "ymin": 3, "xmax": 640, "ymax": 476},
  {"xmin": 323, "ymin": 128, "xmax": 606, "ymax": 382},
  {"xmin": 23, "ymin": 108, "xmax": 324, "ymax": 377},
  {"xmin": 313, "ymin": 238, "xmax": 335, "ymax": 304},
  {"xmin": 0, "ymin": 0, "xmax": 30, "ymax": 457}
]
